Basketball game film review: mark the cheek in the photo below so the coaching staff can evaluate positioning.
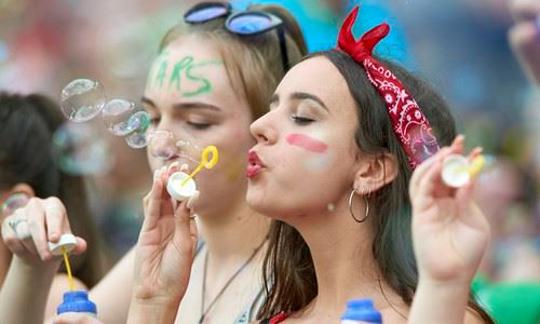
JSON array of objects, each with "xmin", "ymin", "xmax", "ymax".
[
  {"xmin": 214, "ymin": 127, "xmax": 254, "ymax": 181},
  {"xmin": 285, "ymin": 133, "xmax": 333, "ymax": 173},
  {"xmin": 286, "ymin": 133, "xmax": 328, "ymax": 153}
]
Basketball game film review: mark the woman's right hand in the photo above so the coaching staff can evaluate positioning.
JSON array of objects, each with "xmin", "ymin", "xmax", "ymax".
[
  {"xmin": 508, "ymin": 0, "xmax": 540, "ymax": 84},
  {"xmin": 129, "ymin": 165, "xmax": 198, "ymax": 319},
  {"xmin": 0, "ymin": 197, "xmax": 86, "ymax": 268}
]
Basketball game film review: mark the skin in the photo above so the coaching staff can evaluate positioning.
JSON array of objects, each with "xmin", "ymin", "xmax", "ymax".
[
  {"xmin": 142, "ymin": 35, "xmax": 270, "ymax": 324},
  {"xmin": 0, "ymin": 38, "xmax": 490, "ymax": 324},
  {"xmin": 0, "ymin": 35, "xmax": 270, "ymax": 324},
  {"xmin": 508, "ymin": 0, "xmax": 540, "ymax": 84},
  {"xmin": 247, "ymin": 56, "xmax": 490, "ymax": 323}
]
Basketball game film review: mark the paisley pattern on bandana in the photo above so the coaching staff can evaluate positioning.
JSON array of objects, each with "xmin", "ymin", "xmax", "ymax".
[{"xmin": 337, "ymin": 6, "xmax": 439, "ymax": 169}]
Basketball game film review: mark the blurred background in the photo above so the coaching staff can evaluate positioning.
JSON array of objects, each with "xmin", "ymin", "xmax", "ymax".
[{"xmin": 1, "ymin": 0, "xmax": 539, "ymax": 322}]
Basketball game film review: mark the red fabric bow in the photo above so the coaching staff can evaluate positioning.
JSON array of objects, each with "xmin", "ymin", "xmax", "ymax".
[{"xmin": 337, "ymin": 6, "xmax": 440, "ymax": 169}]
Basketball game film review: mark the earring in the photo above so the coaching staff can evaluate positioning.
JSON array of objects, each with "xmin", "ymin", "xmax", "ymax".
[{"xmin": 348, "ymin": 187, "xmax": 369, "ymax": 223}]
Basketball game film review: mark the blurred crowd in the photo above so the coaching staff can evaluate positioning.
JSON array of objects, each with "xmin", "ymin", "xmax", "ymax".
[{"xmin": 0, "ymin": 0, "xmax": 539, "ymax": 322}]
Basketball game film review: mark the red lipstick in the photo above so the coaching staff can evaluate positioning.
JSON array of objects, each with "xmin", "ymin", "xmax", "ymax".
[{"xmin": 247, "ymin": 151, "xmax": 264, "ymax": 178}]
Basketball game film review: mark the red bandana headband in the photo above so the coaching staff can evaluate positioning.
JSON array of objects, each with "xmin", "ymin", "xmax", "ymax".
[{"xmin": 337, "ymin": 6, "xmax": 439, "ymax": 169}]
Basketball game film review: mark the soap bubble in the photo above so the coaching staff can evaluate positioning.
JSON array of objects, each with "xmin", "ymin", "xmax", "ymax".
[
  {"xmin": 52, "ymin": 122, "xmax": 111, "ymax": 175},
  {"xmin": 124, "ymin": 111, "xmax": 151, "ymax": 149},
  {"xmin": 147, "ymin": 130, "xmax": 203, "ymax": 169},
  {"xmin": 176, "ymin": 139, "xmax": 203, "ymax": 168},
  {"xmin": 61, "ymin": 79, "xmax": 106, "ymax": 122},
  {"xmin": 101, "ymin": 99, "xmax": 137, "ymax": 136},
  {"xmin": 148, "ymin": 130, "xmax": 177, "ymax": 160},
  {"xmin": 408, "ymin": 125, "xmax": 439, "ymax": 165},
  {"xmin": 125, "ymin": 131, "xmax": 148, "ymax": 149}
]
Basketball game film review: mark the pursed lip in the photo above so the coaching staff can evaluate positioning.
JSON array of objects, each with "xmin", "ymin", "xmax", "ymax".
[{"xmin": 247, "ymin": 150, "xmax": 265, "ymax": 178}]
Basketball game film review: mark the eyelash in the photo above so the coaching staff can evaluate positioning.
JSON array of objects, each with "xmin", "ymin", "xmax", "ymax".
[
  {"xmin": 291, "ymin": 115, "xmax": 315, "ymax": 125},
  {"xmin": 186, "ymin": 121, "xmax": 212, "ymax": 130},
  {"xmin": 150, "ymin": 117, "xmax": 160, "ymax": 125},
  {"xmin": 149, "ymin": 117, "xmax": 211, "ymax": 130}
]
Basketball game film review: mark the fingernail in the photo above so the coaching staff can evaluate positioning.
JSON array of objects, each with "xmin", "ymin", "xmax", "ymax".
[{"xmin": 153, "ymin": 169, "xmax": 160, "ymax": 180}]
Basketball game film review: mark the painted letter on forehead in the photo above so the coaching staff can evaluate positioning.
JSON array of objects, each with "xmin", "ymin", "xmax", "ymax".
[
  {"xmin": 169, "ymin": 56, "xmax": 193, "ymax": 91},
  {"xmin": 150, "ymin": 54, "xmax": 222, "ymax": 98}
]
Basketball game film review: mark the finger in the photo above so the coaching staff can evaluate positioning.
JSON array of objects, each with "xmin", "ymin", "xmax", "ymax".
[
  {"xmin": 508, "ymin": 0, "xmax": 540, "ymax": 22},
  {"xmin": 70, "ymin": 237, "xmax": 88, "ymax": 256},
  {"xmin": 24, "ymin": 199, "xmax": 51, "ymax": 259},
  {"xmin": 190, "ymin": 216, "xmax": 199, "ymax": 254},
  {"xmin": 410, "ymin": 147, "xmax": 450, "ymax": 195},
  {"xmin": 141, "ymin": 168, "xmax": 165, "ymax": 232},
  {"xmin": 416, "ymin": 146, "xmax": 460, "ymax": 201},
  {"xmin": 167, "ymin": 161, "xmax": 181, "ymax": 177},
  {"xmin": 468, "ymin": 147, "xmax": 483, "ymax": 161},
  {"xmin": 449, "ymin": 134, "xmax": 465, "ymax": 155},
  {"xmin": 1, "ymin": 215, "xmax": 30, "ymax": 257},
  {"xmin": 179, "ymin": 163, "xmax": 189, "ymax": 173},
  {"xmin": 186, "ymin": 191, "xmax": 200, "ymax": 210},
  {"xmin": 160, "ymin": 166, "xmax": 174, "ymax": 216},
  {"xmin": 43, "ymin": 197, "xmax": 69, "ymax": 243},
  {"xmin": 175, "ymin": 201, "xmax": 192, "ymax": 230}
]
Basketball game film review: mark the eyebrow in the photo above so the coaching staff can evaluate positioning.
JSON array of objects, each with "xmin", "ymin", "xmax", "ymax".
[
  {"xmin": 141, "ymin": 97, "xmax": 222, "ymax": 112},
  {"xmin": 290, "ymin": 92, "xmax": 329, "ymax": 112}
]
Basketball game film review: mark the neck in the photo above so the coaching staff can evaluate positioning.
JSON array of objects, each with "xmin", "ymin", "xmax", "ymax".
[
  {"xmin": 291, "ymin": 198, "xmax": 405, "ymax": 320},
  {"xmin": 198, "ymin": 200, "xmax": 270, "ymax": 262}
]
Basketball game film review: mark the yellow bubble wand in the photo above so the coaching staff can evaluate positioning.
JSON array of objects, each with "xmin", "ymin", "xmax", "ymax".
[
  {"xmin": 180, "ymin": 145, "xmax": 219, "ymax": 187},
  {"xmin": 452, "ymin": 155, "xmax": 486, "ymax": 177},
  {"xmin": 61, "ymin": 247, "xmax": 75, "ymax": 291}
]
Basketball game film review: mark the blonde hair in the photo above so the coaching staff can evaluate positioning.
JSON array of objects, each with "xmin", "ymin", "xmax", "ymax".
[{"xmin": 159, "ymin": 4, "xmax": 307, "ymax": 120}]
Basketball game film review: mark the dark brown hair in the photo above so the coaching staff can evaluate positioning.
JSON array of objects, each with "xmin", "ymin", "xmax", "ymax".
[
  {"xmin": 159, "ymin": 4, "xmax": 307, "ymax": 121},
  {"xmin": 257, "ymin": 51, "xmax": 493, "ymax": 323},
  {"xmin": 0, "ymin": 92, "xmax": 107, "ymax": 287}
]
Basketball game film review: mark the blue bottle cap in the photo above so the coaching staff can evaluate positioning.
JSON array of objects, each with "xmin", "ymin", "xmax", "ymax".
[
  {"xmin": 341, "ymin": 299, "xmax": 382, "ymax": 323},
  {"xmin": 57, "ymin": 290, "xmax": 97, "ymax": 315}
]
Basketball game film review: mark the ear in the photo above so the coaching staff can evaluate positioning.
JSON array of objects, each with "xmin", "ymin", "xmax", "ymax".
[
  {"xmin": 7, "ymin": 183, "xmax": 35, "ymax": 198},
  {"xmin": 352, "ymin": 153, "xmax": 398, "ymax": 194}
]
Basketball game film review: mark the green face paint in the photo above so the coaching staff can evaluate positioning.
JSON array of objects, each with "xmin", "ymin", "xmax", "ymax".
[
  {"xmin": 154, "ymin": 60, "xmax": 168, "ymax": 89},
  {"xmin": 169, "ymin": 56, "xmax": 194, "ymax": 91},
  {"xmin": 150, "ymin": 54, "xmax": 222, "ymax": 98},
  {"xmin": 183, "ymin": 60, "xmax": 221, "ymax": 97}
]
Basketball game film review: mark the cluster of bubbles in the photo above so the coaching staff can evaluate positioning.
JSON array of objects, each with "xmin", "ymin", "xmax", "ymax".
[
  {"xmin": 55, "ymin": 78, "xmax": 205, "ymax": 175},
  {"xmin": 59, "ymin": 78, "xmax": 152, "ymax": 149},
  {"xmin": 146, "ymin": 130, "xmax": 203, "ymax": 170}
]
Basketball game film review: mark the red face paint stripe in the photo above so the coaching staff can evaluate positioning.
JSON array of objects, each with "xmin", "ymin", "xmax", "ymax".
[{"xmin": 286, "ymin": 134, "xmax": 328, "ymax": 154}]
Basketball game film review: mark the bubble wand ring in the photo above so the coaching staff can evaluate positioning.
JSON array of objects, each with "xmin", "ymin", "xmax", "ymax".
[
  {"xmin": 180, "ymin": 145, "xmax": 219, "ymax": 186},
  {"xmin": 167, "ymin": 145, "xmax": 219, "ymax": 202}
]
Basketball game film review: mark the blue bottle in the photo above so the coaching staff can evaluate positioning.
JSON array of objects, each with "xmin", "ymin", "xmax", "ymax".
[
  {"xmin": 341, "ymin": 299, "xmax": 382, "ymax": 324},
  {"xmin": 57, "ymin": 290, "xmax": 97, "ymax": 317}
]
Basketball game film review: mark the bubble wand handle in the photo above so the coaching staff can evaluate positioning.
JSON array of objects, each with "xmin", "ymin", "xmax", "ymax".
[
  {"xmin": 450, "ymin": 155, "xmax": 486, "ymax": 177},
  {"xmin": 180, "ymin": 145, "xmax": 219, "ymax": 187},
  {"xmin": 62, "ymin": 246, "xmax": 75, "ymax": 291}
]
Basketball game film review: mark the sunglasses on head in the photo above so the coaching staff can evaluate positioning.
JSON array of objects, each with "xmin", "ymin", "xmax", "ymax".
[{"xmin": 183, "ymin": 1, "xmax": 290, "ymax": 73}]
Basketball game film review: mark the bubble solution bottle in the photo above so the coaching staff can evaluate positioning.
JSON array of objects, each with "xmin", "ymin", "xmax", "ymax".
[
  {"xmin": 341, "ymin": 299, "xmax": 382, "ymax": 324},
  {"xmin": 57, "ymin": 290, "xmax": 97, "ymax": 317}
]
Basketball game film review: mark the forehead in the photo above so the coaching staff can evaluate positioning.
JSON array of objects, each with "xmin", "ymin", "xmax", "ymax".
[
  {"xmin": 275, "ymin": 56, "xmax": 355, "ymax": 112},
  {"xmin": 144, "ymin": 35, "xmax": 242, "ymax": 108}
]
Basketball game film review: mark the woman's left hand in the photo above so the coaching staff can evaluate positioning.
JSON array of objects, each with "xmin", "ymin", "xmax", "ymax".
[{"xmin": 409, "ymin": 135, "xmax": 490, "ymax": 285}]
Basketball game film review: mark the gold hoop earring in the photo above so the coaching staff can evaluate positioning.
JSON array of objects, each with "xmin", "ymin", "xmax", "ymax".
[{"xmin": 348, "ymin": 187, "xmax": 369, "ymax": 223}]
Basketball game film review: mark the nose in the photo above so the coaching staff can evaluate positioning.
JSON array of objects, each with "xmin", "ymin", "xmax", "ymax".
[
  {"xmin": 250, "ymin": 112, "xmax": 277, "ymax": 145},
  {"xmin": 148, "ymin": 129, "xmax": 178, "ymax": 161}
]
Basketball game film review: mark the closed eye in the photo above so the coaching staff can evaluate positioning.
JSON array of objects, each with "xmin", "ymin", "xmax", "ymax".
[
  {"xmin": 187, "ymin": 121, "xmax": 212, "ymax": 130},
  {"xmin": 290, "ymin": 115, "xmax": 315, "ymax": 125}
]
